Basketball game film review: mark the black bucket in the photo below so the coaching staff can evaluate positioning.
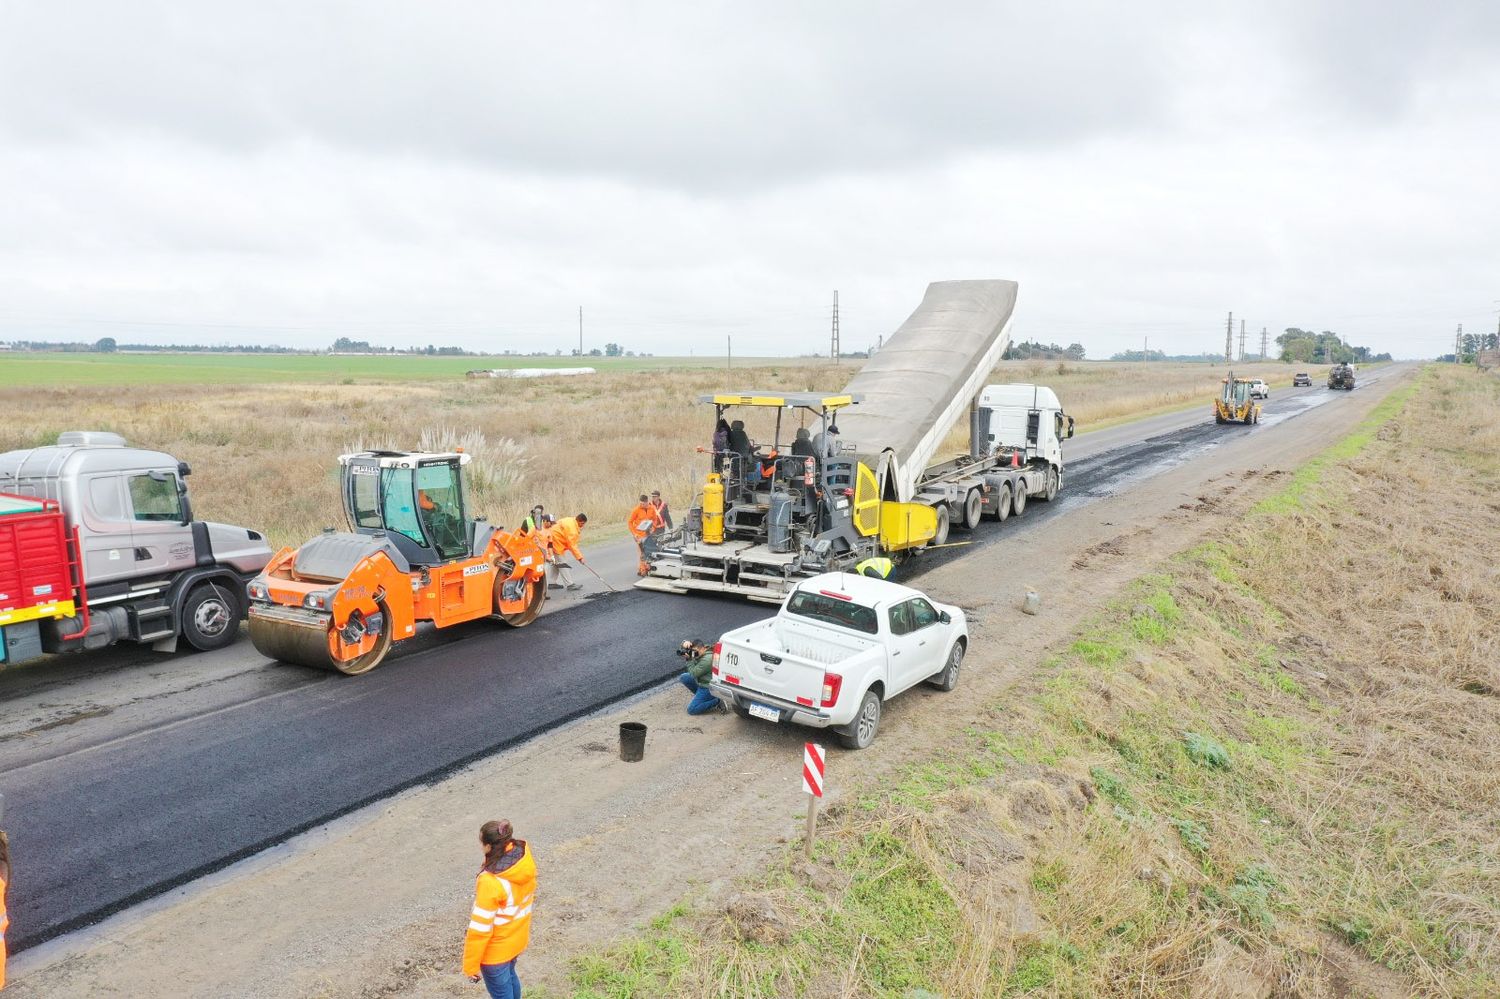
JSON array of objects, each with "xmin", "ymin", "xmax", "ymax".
[{"xmin": 619, "ymin": 722, "xmax": 647, "ymax": 762}]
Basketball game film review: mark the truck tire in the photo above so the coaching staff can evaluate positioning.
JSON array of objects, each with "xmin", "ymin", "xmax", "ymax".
[
  {"xmin": 961, "ymin": 489, "xmax": 983, "ymax": 530},
  {"xmin": 181, "ymin": 581, "xmax": 240, "ymax": 652},
  {"xmin": 837, "ymin": 689, "xmax": 882, "ymax": 750},
  {"xmin": 933, "ymin": 506, "xmax": 950, "ymax": 546},
  {"xmin": 1041, "ymin": 467, "xmax": 1059, "ymax": 502},
  {"xmin": 926, "ymin": 639, "xmax": 964, "ymax": 691},
  {"xmin": 994, "ymin": 484, "xmax": 1012, "ymax": 522},
  {"xmin": 1011, "ymin": 482, "xmax": 1027, "ymax": 517}
]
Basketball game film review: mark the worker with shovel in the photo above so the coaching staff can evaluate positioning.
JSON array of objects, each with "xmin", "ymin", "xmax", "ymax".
[
  {"xmin": 546, "ymin": 513, "xmax": 588, "ymax": 591},
  {"xmin": 627, "ymin": 495, "xmax": 665, "ymax": 577}
]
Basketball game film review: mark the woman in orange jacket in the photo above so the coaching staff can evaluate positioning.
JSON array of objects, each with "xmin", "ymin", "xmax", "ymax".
[
  {"xmin": 463, "ymin": 819, "xmax": 536, "ymax": 999},
  {"xmin": 1, "ymin": 828, "xmax": 10, "ymax": 991}
]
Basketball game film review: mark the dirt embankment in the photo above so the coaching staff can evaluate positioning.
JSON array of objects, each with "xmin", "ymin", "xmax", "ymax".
[{"xmin": 8, "ymin": 366, "xmax": 1423, "ymax": 998}]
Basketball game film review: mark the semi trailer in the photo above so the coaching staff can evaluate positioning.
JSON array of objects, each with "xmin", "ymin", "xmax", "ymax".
[
  {"xmin": 0, "ymin": 432, "xmax": 273, "ymax": 667},
  {"xmin": 637, "ymin": 279, "xmax": 1073, "ymax": 602}
]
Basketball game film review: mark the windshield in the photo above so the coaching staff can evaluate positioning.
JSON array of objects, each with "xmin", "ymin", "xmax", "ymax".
[{"xmin": 785, "ymin": 590, "xmax": 878, "ymax": 634}]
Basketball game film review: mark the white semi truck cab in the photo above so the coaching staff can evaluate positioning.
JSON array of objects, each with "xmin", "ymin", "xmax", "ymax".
[{"xmin": 0, "ymin": 431, "xmax": 272, "ymax": 666}]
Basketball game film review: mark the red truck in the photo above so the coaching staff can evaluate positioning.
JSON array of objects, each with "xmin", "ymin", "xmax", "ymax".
[{"xmin": 0, "ymin": 493, "xmax": 77, "ymax": 664}]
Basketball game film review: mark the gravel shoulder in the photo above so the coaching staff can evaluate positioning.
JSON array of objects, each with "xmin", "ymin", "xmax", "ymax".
[{"xmin": 5, "ymin": 368, "xmax": 1415, "ymax": 998}]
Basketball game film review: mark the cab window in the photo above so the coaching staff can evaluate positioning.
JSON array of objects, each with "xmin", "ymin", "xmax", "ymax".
[
  {"xmin": 380, "ymin": 467, "xmax": 424, "ymax": 545},
  {"xmin": 128, "ymin": 473, "xmax": 183, "ymax": 522},
  {"xmin": 415, "ymin": 462, "xmax": 467, "ymax": 559},
  {"xmin": 888, "ymin": 602, "xmax": 913, "ymax": 636},
  {"xmin": 909, "ymin": 598, "xmax": 939, "ymax": 630},
  {"xmin": 349, "ymin": 467, "xmax": 382, "ymax": 529}
]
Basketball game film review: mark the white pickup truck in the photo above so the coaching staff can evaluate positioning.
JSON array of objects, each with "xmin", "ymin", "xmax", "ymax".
[{"xmin": 709, "ymin": 573, "xmax": 967, "ymax": 749}]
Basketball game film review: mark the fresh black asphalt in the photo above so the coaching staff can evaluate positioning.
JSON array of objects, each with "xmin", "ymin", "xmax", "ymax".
[{"xmin": 0, "ymin": 382, "xmax": 1365, "ymax": 950}]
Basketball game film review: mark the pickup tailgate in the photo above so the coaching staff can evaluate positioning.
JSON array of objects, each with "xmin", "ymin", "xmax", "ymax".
[{"xmin": 719, "ymin": 617, "xmax": 874, "ymax": 707}]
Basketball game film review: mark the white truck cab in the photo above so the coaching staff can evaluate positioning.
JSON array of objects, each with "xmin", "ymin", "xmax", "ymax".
[
  {"xmin": 978, "ymin": 383, "xmax": 1071, "ymax": 468},
  {"xmin": 711, "ymin": 572, "xmax": 968, "ymax": 749}
]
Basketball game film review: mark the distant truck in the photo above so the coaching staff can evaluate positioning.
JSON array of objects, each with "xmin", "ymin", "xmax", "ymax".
[
  {"xmin": 710, "ymin": 573, "xmax": 967, "ymax": 749},
  {"xmin": 1328, "ymin": 363, "xmax": 1355, "ymax": 390},
  {"xmin": 0, "ymin": 432, "xmax": 272, "ymax": 667}
]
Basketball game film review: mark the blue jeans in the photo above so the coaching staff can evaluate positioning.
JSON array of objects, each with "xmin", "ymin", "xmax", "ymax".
[
  {"xmin": 678, "ymin": 672, "xmax": 720, "ymax": 715},
  {"xmin": 480, "ymin": 959, "xmax": 521, "ymax": 999}
]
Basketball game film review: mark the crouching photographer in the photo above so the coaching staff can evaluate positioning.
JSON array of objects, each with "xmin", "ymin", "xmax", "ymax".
[{"xmin": 676, "ymin": 639, "xmax": 726, "ymax": 716}]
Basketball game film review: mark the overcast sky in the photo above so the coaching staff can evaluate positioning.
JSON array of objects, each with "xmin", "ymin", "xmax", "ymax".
[{"xmin": 2, "ymin": 1, "xmax": 1496, "ymax": 358}]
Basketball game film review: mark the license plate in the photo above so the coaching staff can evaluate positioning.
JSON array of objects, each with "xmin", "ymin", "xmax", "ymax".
[{"xmin": 747, "ymin": 702, "xmax": 780, "ymax": 723}]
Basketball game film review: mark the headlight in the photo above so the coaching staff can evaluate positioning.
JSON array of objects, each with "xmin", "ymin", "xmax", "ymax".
[{"xmin": 303, "ymin": 590, "xmax": 334, "ymax": 610}]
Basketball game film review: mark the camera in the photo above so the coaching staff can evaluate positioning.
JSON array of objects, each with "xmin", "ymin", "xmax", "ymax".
[{"xmin": 676, "ymin": 641, "xmax": 699, "ymax": 660}]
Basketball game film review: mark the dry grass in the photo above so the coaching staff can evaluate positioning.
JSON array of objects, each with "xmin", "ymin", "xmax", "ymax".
[
  {"xmin": 0, "ymin": 359, "xmax": 1315, "ymax": 548},
  {"xmin": 557, "ymin": 365, "xmax": 1500, "ymax": 998}
]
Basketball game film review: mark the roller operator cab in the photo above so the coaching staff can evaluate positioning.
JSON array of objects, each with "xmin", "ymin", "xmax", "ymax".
[
  {"xmin": 246, "ymin": 450, "xmax": 550, "ymax": 675},
  {"xmin": 0, "ymin": 431, "xmax": 273, "ymax": 666}
]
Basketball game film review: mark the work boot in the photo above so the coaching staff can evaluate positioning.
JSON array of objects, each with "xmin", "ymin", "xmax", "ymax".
[{"xmin": 565, "ymin": 582, "xmax": 582, "ymax": 591}]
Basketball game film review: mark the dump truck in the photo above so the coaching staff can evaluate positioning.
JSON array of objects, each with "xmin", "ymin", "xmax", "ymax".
[
  {"xmin": 0, "ymin": 431, "xmax": 272, "ymax": 667},
  {"xmin": 637, "ymin": 279, "xmax": 1074, "ymax": 602},
  {"xmin": 1214, "ymin": 372, "xmax": 1262, "ymax": 425},
  {"xmin": 245, "ymin": 449, "xmax": 550, "ymax": 675},
  {"xmin": 1328, "ymin": 363, "xmax": 1355, "ymax": 390}
]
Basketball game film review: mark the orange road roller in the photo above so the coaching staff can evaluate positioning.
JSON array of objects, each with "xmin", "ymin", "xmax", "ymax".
[{"xmin": 247, "ymin": 449, "xmax": 549, "ymax": 675}]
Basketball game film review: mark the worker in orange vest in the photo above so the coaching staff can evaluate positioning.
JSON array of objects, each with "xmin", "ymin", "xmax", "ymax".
[
  {"xmin": 1, "ymin": 826, "xmax": 10, "ymax": 991},
  {"xmin": 627, "ymin": 494, "xmax": 665, "ymax": 577},
  {"xmin": 546, "ymin": 513, "xmax": 588, "ymax": 591},
  {"xmin": 463, "ymin": 819, "xmax": 536, "ymax": 999}
]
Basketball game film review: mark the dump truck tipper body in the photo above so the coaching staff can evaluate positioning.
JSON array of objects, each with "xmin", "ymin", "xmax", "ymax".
[
  {"xmin": 0, "ymin": 431, "xmax": 273, "ymax": 666},
  {"xmin": 1328, "ymin": 363, "xmax": 1355, "ymax": 390},
  {"xmin": 638, "ymin": 280, "xmax": 1073, "ymax": 602}
]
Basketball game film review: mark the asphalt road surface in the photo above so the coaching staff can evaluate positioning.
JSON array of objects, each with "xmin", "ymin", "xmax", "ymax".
[{"xmin": 0, "ymin": 369, "xmax": 1405, "ymax": 950}]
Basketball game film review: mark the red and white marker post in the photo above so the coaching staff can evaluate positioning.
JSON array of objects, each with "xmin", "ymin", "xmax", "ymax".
[{"xmin": 802, "ymin": 742, "xmax": 825, "ymax": 859}]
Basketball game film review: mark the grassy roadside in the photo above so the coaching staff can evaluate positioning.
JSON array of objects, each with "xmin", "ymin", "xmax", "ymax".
[{"xmin": 548, "ymin": 364, "xmax": 1500, "ymax": 998}]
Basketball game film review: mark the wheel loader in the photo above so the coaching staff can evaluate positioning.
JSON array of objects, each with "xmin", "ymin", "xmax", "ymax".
[
  {"xmin": 246, "ymin": 449, "xmax": 549, "ymax": 675},
  {"xmin": 1213, "ymin": 371, "xmax": 1262, "ymax": 425}
]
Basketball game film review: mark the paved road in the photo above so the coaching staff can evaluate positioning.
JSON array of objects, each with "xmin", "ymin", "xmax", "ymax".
[{"xmin": 0, "ymin": 367, "xmax": 1407, "ymax": 950}]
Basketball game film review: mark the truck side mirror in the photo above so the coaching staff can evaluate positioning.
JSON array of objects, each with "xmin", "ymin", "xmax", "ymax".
[
  {"xmin": 178, "ymin": 478, "xmax": 193, "ymax": 525},
  {"xmin": 1067, "ymin": 416, "xmax": 1075, "ymax": 439}
]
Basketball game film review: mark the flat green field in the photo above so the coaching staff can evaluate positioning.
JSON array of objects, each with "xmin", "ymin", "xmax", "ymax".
[{"xmin": 0, "ymin": 351, "xmax": 782, "ymax": 386}]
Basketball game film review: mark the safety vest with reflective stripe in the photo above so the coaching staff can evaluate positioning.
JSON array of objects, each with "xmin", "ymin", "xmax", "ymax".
[
  {"xmin": 856, "ymin": 557, "xmax": 894, "ymax": 579},
  {"xmin": 462, "ymin": 842, "xmax": 536, "ymax": 975}
]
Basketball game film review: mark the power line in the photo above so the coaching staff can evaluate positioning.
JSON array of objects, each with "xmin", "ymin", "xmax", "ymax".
[
  {"xmin": 830, "ymin": 290, "xmax": 840, "ymax": 364},
  {"xmin": 1224, "ymin": 311, "xmax": 1233, "ymax": 363}
]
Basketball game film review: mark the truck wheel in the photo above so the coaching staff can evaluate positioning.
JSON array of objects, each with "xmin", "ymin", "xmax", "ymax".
[
  {"xmin": 837, "ymin": 690, "xmax": 881, "ymax": 750},
  {"xmin": 933, "ymin": 506, "xmax": 950, "ymax": 546},
  {"xmin": 995, "ymin": 485, "xmax": 1012, "ymax": 522},
  {"xmin": 1011, "ymin": 483, "xmax": 1027, "ymax": 517},
  {"xmin": 181, "ymin": 582, "xmax": 240, "ymax": 652},
  {"xmin": 1041, "ymin": 467, "xmax": 1059, "ymax": 502},
  {"xmin": 927, "ymin": 639, "xmax": 964, "ymax": 691},
  {"xmin": 961, "ymin": 489, "xmax": 983, "ymax": 530}
]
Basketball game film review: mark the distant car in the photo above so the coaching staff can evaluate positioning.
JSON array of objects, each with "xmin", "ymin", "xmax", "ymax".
[
  {"xmin": 1249, "ymin": 379, "xmax": 1270, "ymax": 399},
  {"xmin": 1292, "ymin": 372, "xmax": 1312, "ymax": 386}
]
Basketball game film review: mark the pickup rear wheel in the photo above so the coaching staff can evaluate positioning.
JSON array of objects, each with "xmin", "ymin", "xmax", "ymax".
[
  {"xmin": 837, "ymin": 690, "xmax": 881, "ymax": 750},
  {"xmin": 927, "ymin": 639, "xmax": 964, "ymax": 691}
]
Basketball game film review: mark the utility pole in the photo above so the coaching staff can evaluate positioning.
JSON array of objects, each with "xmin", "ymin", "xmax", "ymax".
[
  {"xmin": 831, "ymin": 290, "xmax": 840, "ymax": 364},
  {"xmin": 1260, "ymin": 326, "xmax": 1269, "ymax": 362},
  {"xmin": 1456, "ymin": 323, "xmax": 1463, "ymax": 362},
  {"xmin": 1238, "ymin": 320, "xmax": 1247, "ymax": 361},
  {"xmin": 578, "ymin": 306, "xmax": 583, "ymax": 359},
  {"xmin": 1225, "ymin": 312, "xmax": 1234, "ymax": 363},
  {"xmin": 727, "ymin": 334, "xmax": 732, "ymax": 372},
  {"xmin": 1143, "ymin": 336, "xmax": 1148, "ymax": 362}
]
